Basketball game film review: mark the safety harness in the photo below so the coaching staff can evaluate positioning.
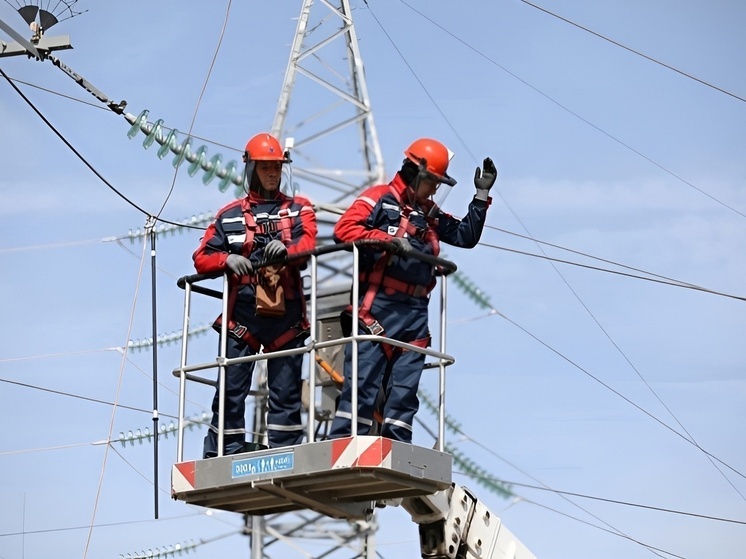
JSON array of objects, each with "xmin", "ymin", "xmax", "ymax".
[
  {"xmin": 342, "ymin": 185, "xmax": 438, "ymax": 359},
  {"xmin": 214, "ymin": 196, "xmax": 309, "ymax": 353}
]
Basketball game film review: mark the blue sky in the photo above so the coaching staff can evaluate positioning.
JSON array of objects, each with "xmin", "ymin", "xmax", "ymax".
[{"xmin": 1, "ymin": 1, "xmax": 745, "ymax": 558}]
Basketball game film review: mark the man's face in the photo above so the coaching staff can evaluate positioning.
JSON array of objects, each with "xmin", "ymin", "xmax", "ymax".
[
  {"xmin": 414, "ymin": 176, "xmax": 440, "ymax": 203},
  {"xmin": 255, "ymin": 160, "xmax": 283, "ymax": 191}
]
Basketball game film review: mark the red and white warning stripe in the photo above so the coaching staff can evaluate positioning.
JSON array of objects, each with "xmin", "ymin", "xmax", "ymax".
[
  {"xmin": 172, "ymin": 461, "xmax": 196, "ymax": 494},
  {"xmin": 330, "ymin": 436, "xmax": 392, "ymax": 469}
]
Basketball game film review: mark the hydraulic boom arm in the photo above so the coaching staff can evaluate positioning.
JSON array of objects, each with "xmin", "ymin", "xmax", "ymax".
[{"xmin": 402, "ymin": 484, "xmax": 537, "ymax": 559}]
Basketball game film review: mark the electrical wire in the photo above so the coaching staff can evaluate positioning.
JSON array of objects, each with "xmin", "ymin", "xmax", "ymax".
[
  {"xmin": 0, "ymin": 442, "xmax": 96, "ymax": 456},
  {"xmin": 2, "ymin": 76, "xmax": 243, "ymax": 153},
  {"xmin": 154, "ymin": 0, "xmax": 233, "ymax": 220},
  {"xmin": 0, "ymin": 67, "xmax": 204, "ymax": 231},
  {"xmin": 516, "ymin": 496, "xmax": 687, "ymax": 559},
  {"xmin": 497, "ymin": 477, "xmax": 746, "ymax": 526},
  {"xmin": 486, "ymin": 308, "xmax": 746, "ymax": 481},
  {"xmin": 487, "ymin": 225, "xmax": 701, "ymax": 288},
  {"xmin": 3, "ymin": 4, "xmax": 742, "ymax": 557},
  {"xmin": 366, "ymin": 6, "xmax": 746, "ymax": 509},
  {"xmin": 519, "ymin": 0, "xmax": 746, "ymax": 104},
  {"xmin": 0, "ymin": 376, "xmax": 166, "ymax": 416},
  {"xmin": 109, "ymin": 445, "xmax": 172, "ymax": 497},
  {"xmin": 0, "ymin": 236, "xmax": 119, "ymax": 254},
  {"xmin": 481, "ymin": 227, "xmax": 746, "ymax": 498},
  {"xmin": 0, "ymin": 512, "xmax": 205, "ymax": 538},
  {"xmin": 393, "ymin": 0, "xmax": 746, "ymax": 219},
  {"xmin": 362, "ymin": 3, "xmax": 473, "ymax": 161},
  {"xmin": 83, "ymin": 235, "xmax": 147, "ymax": 559},
  {"xmin": 479, "ymin": 240, "xmax": 746, "ymax": 302},
  {"xmin": 419, "ymin": 396, "xmax": 673, "ymax": 557}
]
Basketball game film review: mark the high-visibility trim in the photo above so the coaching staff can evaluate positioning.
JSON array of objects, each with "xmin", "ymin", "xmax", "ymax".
[
  {"xmin": 267, "ymin": 423, "xmax": 304, "ymax": 432},
  {"xmin": 330, "ymin": 436, "xmax": 393, "ymax": 469},
  {"xmin": 332, "ymin": 410, "xmax": 374, "ymax": 427},
  {"xmin": 383, "ymin": 417, "xmax": 413, "ymax": 432},
  {"xmin": 172, "ymin": 461, "xmax": 196, "ymax": 493}
]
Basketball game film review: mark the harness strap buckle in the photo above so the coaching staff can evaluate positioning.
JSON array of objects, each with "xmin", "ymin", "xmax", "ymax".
[{"xmin": 365, "ymin": 319, "xmax": 385, "ymax": 336}]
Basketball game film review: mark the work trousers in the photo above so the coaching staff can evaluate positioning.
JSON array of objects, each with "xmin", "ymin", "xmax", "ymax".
[
  {"xmin": 329, "ymin": 293, "xmax": 430, "ymax": 443},
  {"xmin": 203, "ymin": 299, "xmax": 306, "ymax": 457}
]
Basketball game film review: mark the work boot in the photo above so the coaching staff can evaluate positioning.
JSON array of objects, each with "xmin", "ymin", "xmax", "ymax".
[
  {"xmin": 203, "ymin": 433, "xmax": 253, "ymax": 459},
  {"xmin": 241, "ymin": 442, "xmax": 269, "ymax": 452}
]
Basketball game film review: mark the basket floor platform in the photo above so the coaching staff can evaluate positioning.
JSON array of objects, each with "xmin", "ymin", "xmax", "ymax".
[{"xmin": 171, "ymin": 436, "xmax": 452, "ymax": 520}]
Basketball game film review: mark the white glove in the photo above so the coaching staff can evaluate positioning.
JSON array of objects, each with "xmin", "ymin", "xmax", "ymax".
[{"xmin": 226, "ymin": 254, "xmax": 254, "ymax": 275}]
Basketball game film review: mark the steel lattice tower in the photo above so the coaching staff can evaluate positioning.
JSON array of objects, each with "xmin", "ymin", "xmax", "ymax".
[
  {"xmin": 271, "ymin": 0, "xmax": 385, "ymax": 206},
  {"xmin": 251, "ymin": 2, "xmax": 383, "ymax": 557}
]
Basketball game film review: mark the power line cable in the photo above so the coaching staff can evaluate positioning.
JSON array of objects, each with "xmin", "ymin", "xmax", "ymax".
[
  {"xmin": 109, "ymin": 445, "xmax": 172, "ymax": 497},
  {"xmin": 5, "ymin": 73, "xmax": 242, "ymax": 152},
  {"xmin": 496, "ymin": 478, "xmax": 746, "ymax": 526},
  {"xmin": 479, "ymin": 240, "xmax": 746, "ymax": 302},
  {"xmin": 154, "ymin": 0, "xmax": 233, "ymax": 220},
  {"xmin": 0, "ymin": 512, "xmax": 206, "ymax": 538},
  {"xmin": 0, "ymin": 376, "xmax": 166, "ymax": 416},
  {"xmin": 449, "ymin": 422, "xmax": 740, "ymax": 557},
  {"xmin": 519, "ymin": 0, "xmax": 746, "ymax": 104},
  {"xmin": 393, "ymin": 0, "xmax": 746, "ymax": 219},
  {"xmin": 84, "ymin": 236, "xmax": 148, "ymax": 559},
  {"xmin": 486, "ymin": 309, "xmax": 746, "ymax": 481},
  {"xmin": 419, "ymin": 394, "xmax": 669, "ymax": 556},
  {"xmin": 0, "ymin": 67, "xmax": 204, "ymax": 231},
  {"xmin": 516, "ymin": 496, "xmax": 688, "ymax": 559},
  {"xmin": 363, "ymin": 7, "xmax": 746, "ymax": 503},
  {"xmin": 0, "ymin": 236, "xmax": 119, "ymax": 254},
  {"xmin": 487, "ymin": 225, "xmax": 700, "ymax": 288},
  {"xmin": 362, "ymin": 2, "xmax": 474, "ymax": 162},
  {"xmin": 483, "ymin": 227, "xmax": 746, "ymax": 500},
  {"xmin": 4, "ymin": 75, "xmax": 110, "ymax": 110}
]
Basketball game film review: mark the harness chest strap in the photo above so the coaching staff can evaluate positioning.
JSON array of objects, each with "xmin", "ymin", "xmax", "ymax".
[
  {"xmin": 241, "ymin": 197, "xmax": 295, "ymax": 254},
  {"xmin": 358, "ymin": 185, "xmax": 441, "ymax": 318},
  {"xmin": 352, "ymin": 186, "xmax": 436, "ymax": 348},
  {"xmin": 214, "ymin": 197, "xmax": 308, "ymax": 351},
  {"xmin": 356, "ymin": 186, "xmax": 409, "ymax": 325}
]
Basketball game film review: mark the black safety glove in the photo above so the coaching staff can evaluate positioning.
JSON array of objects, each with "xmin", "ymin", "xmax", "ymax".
[
  {"xmin": 263, "ymin": 239, "xmax": 288, "ymax": 261},
  {"xmin": 390, "ymin": 237, "xmax": 413, "ymax": 255},
  {"xmin": 226, "ymin": 254, "xmax": 254, "ymax": 275},
  {"xmin": 474, "ymin": 157, "xmax": 497, "ymax": 201}
]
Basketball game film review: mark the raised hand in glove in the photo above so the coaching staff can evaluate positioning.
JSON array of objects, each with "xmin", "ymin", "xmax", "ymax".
[
  {"xmin": 226, "ymin": 254, "xmax": 254, "ymax": 276},
  {"xmin": 391, "ymin": 237, "xmax": 413, "ymax": 255},
  {"xmin": 263, "ymin": 239, "xmax": 288, "ymax": 261},
  {"xmin": 474, "ymin": 157, "xmax": 497, "ymax": 201}
]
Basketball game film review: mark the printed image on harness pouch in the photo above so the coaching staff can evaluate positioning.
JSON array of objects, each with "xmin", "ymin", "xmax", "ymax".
[{"xmin": 255, "ymin": 265, "xmax": 286, "ymax": 317}]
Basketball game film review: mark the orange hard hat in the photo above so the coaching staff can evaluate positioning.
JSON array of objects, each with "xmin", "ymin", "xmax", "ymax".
[
  {"xmin": 404, "ymin": 138, "xmax": 455, "ymax": 185},
  {"xmin": 244, "ymin": 133, "xmax": 290, "ymax": 162}
]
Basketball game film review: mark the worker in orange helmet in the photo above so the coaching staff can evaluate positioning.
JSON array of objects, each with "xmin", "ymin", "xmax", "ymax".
[
  {"xmin": 194, "ymin": 132, "xmax": 317, "ymax": 457},
  {"xmin": 329, "ymin": 138, "xmax": 497, "ymax": 443}
]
